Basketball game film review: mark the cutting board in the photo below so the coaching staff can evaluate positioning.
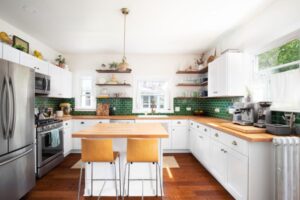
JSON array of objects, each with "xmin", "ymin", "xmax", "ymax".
[{"xmin": 221, "ymin": 123, "xmax": 266, "ymax": 134}]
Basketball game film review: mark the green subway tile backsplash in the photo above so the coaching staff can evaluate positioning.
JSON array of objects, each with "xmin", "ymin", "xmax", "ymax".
[
  {"xmin": 97, "ymin": 98, "xmax": 133, "ymax": 115},
  {"xmin": 35, "ymin": 96, "xmax": 74, "ymax": 112}
]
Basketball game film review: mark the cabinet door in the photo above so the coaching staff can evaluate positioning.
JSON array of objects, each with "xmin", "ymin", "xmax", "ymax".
[
  {"xmin": 189, "ymin": 128, "xmax": 197, "ymax": 155},
  {"xmin": 35, "ymin": 59, "xmax": 49, "ymax": 75},
  {"xmin": 172, "ymin": 126, "xmax": 189, "ymax": 149},
  {"xmin": 63, "ymin": 127, "xmax": 72, "ymax": 155},
  {"xmin": 63, "ymin": 70, "xmax": 72, "ymax": 98},
  {"xmin": 217, "ymin": 55, "xmax": 228, "ymax": 96},
  {"xmin": 208, "ymin": 61, "xmax": 217, "ymax": 97},
  {"xmin": 2, "ymin": 44, "xmax": 20, "ymax": 64},
  {"xmin": 19, "ymin": 51, "xmax": 36, "ymax": 69},
  {"xmin": 195, "ymin": 131, "xmax": 210, "ymax": 167},
  {"xmin": 210, "ymin": 140, "xmax": 227, "ymax": 184},
  {"xmin": 227, "ymin": 149, "xmax": 248, "ymax": 200},
  {"xmin": 49, "ymin": 64, "xmax": 64, "ymax": 97}
]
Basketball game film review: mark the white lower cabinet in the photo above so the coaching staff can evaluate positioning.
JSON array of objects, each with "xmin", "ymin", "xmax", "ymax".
[
  {"xmin": 210, "ymin": 140, "xmax": 228, "ymax": 183},
  {"xmin": 72, "ymin": 119, "xmax": 109, "ymax": 150},
  {"xmin": 135, "ymin": 120, "xmax": 171, "ymax": 150},
  {"xmin": 171, "ymin": 126, "xmax": 189, "ymax": 149},
  {"xmin": 195, "ymin": 129, "xmax": 210, "ymax": 167},
  {"xmin": 63, "ymin": 120, "xmax": 73, "ymax": 156},
  {"xmin": 227, "ymin": 148, "xmax": 248, "ymax": 200}
]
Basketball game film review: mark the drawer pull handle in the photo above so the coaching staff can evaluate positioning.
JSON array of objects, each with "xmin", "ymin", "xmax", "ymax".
[
  {"xmin": 66, "ymin": 123, "xmax": 68, "ymax": 126},
  {"xmin": 177, "ymin": 121, "xmax": 181, "ymax": 124},
  {"xmin": 215, "ymin": 133, "xmax": 219, "ymax": 137},
  {"xmin": 99, "ymin": 121, "xmax": 102, "ymax": 123},
  {"xmin": 223, "ymin": 150, "xmax": 227, "ymax": 153},
  {"xmin": 81, "ymin": 122, "xmax": 85, "ymax": 124},
  {"xmin": 199, "ymin": 136, "xmax": 203, "ymax": 139},
  {"xmin": 232, "ymin": 141, "xmax": 238, "ymax": 146}
]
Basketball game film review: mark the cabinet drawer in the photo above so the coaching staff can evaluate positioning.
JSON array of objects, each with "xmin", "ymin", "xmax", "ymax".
[
  {"xmin": 63, "ymin": 120, "xmax": 71, "ymax": 128},
  {"xmin": 210, "ymin": 129, "xmax": 227, "ymax": 143},
  {"xmin": 189, "ymin": 121, "xmax": 197, "ymax": 129},
  {"xmin": 171, "ymin": 120, "xmax": 188, "ymax": 127},
  {"xmin": 223, "ymin": 133, "xmax": 248, "ymax": 156}
]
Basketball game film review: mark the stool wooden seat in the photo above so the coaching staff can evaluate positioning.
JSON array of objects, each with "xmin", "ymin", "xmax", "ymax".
[
  {"xmin": 78, "ymin": 139, "xmax": 121, "ymax": 200},
  {"xmin": 123, "ymin": 138, "xmax": 162, "ymax": 200}
]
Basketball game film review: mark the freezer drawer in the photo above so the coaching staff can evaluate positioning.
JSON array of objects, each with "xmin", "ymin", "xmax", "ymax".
[{"xmin": 0, "ymin": 145, "xmax": 35, "ymax": 200}]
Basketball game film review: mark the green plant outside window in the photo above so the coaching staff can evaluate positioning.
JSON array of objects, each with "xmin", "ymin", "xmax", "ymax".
[{"xmin": 258, "ymin": 39, "xmax": 300, "ymax": 70}]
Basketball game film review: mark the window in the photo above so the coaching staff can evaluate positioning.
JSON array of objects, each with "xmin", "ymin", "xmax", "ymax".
[
  {"xmin": 78, "ymin": 77, "xmax": 95, "ymax": 110},
  {"xmin": 134, "ymin": 80, "xmax": 172, "ymax": 113},
  {"xmin": 257, "ymin": 39, "xmax": 300, "ymax": 73}
]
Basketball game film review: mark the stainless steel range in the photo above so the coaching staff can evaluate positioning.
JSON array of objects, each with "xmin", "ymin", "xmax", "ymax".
[{"xmin": 36, "ymin": 118, "xmax": 64, "ymax": 178}]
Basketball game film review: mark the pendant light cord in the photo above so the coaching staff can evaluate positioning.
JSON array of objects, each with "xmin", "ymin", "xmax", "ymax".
[{"xmin": 123, "ymin": 13, "xmax": 126, "ymax": 60}]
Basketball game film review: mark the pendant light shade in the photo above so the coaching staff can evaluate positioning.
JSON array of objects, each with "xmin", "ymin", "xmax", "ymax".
[{"xmin": 118, "ymin": 8, "xmax": 130, "ymax": 71}]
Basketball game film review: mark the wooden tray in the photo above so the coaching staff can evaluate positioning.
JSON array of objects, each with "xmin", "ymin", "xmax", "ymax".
[{"xmin": 221, "ymin": 123, "xmax": 266, "ymax": 134}]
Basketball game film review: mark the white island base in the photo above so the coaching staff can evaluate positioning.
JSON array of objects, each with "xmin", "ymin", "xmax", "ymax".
[{"xmin": 83, "ymin": 138, "xmax": 163, "ymax": 197}]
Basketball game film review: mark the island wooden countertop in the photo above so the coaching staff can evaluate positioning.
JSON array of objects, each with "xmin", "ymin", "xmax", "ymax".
[{"xmin": 72, "ymin": 123, "xmax": 169, "ymax": 138}]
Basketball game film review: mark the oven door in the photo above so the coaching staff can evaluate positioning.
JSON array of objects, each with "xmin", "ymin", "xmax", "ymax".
[
  {"xmin": 35, "ymin": 73, "xmax": 50, "ymax": 94},
  {"xmin": 37, "ymin": 127, "xmax": 64, "ymax": 168}
]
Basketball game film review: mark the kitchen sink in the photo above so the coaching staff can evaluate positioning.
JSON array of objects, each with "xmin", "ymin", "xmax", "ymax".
[{"xmin": 137, "ymin": 115, "xmax": 168, "ymax": 118}]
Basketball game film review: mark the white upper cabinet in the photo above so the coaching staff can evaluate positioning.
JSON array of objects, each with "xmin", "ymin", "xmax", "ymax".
[
  {"xmin": 35, "ymin": 59, "xmax": 49, "ymax": 75},
  {"xmin": 0, "ymin": 42, "xmax": 3, "ymax": 59},
  {"xmin": 2, "ymin": 43, "xmax": 20, "ymax": 64},
  {"xmin": 208, "ymin": 52, "xmax": 252, "ymax": 97},
  {"xmin": 19, "ymin": 51, "xmax": 36, "ymax": 69},
  {"xmin": 48, "ymin": 63, "xmax": 72, "ymax": 98}
]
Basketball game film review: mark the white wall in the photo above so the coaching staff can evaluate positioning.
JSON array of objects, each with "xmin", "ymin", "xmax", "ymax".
[
  {"xmin": 207, "ymin": 0, "xmax": 300, "ymax": 55},
  {"xmin": 0, "ymin": 18, "xmax": 59, "ymax": 62},
  {"xmin": 65, "ymin": 54, "xmax": 199, "ymax": 110}
]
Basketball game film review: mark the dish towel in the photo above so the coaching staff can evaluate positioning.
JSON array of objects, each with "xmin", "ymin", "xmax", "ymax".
[{"xmin": 51, "ymin": 129, "xmax": 60, "ymax": 148}]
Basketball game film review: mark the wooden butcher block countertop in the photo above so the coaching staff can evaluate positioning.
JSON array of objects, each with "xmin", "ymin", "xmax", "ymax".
[
  {"xmin": 64, "ymin": 115, "xmax": 274, "ymax": 142},
  {"xmin": 72, "ymin": 123, "xmax": 169, "ymax": 138}
]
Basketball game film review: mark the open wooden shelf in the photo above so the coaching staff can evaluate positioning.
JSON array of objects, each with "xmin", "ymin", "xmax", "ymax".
[
  {"xmin": 96, "ymin": 69, "xmax": 132, "ymax": 73},
  {"xmin": 200, "ymin": 81, "xmax": 208, "ymax": 86},
  {"xmin": 176, "ymin": 67, "xmax": 208, "ymax": 74},
  {"xmin": 96, "ymin": 83, "xmax": 131, "ymax": 87}
]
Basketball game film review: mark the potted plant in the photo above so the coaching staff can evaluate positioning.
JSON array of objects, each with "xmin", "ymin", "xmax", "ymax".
[{"xmin": 55, "ymin": 55, "xmax": 66, "ymax": 68}]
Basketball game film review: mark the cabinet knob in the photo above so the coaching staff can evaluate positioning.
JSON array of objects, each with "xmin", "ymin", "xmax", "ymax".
[
  {"xmin": 197, "ymin": 125, "xmax": 200, "ymax": 128},
  {"xmin": 232, "ymin": 141, "xmax": 238, "ymax": 146},
  {"xmin": 177, "ymin": 121, "xmax": 181, "ymax": 124},
  {"xmin": 215, "ymin": 133, "xmax": 219, "ymax": 137},
  {"xmin": 204, "ymin": 128, "xmax": 207, "ymax": 132},
  {"xmin": 99, "ymin": 121, "xmax": 102, "ymax": 123},
  {"xmin": 199, "ymin": 136, "xmax": 203, "ymax": 139},
  {"xmin": 191, "ymin": 123, "xmax": 193, "ymax": 125},
  {"xmin": 66, "ymin": 123, "xmax": 68, "ymax": 126}
]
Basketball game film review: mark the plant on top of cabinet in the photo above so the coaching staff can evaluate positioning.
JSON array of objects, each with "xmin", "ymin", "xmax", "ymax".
[
  {"xmin": 12, "ymin": 35, "xmax": 29, "ymax": 53},
  {"xmin": 55, "ymin": 55, "xmax": 66, "ymax": 68},
  {"xmin": 0, "ymin": 32, "xmax": 13, "ymax": 45}
]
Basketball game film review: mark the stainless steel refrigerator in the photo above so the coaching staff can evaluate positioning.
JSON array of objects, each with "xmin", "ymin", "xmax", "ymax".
[{"xmin": 0, "ymin": 58, "xmax": 35, "ymax": 199}]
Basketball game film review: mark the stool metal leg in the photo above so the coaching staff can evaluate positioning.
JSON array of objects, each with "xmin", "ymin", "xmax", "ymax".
[
  {"xmin": 122, "ymin": 163, "xmax": 129, "ymax": 200},
  {"xmin": 156, "ymin": 163, "xmax": 158, "ymax": 196},
  {"xmin": 127, "ymin": 163, "xmax": 131, "ymax": 197},
  {"xmin": 113, "ymin": 162, "xmax": 118, "ymax": 200},
  {"xmin": 157, "ymin": 163, "xmax": 163, "ymax": 199},
  {"xmin": 91, "ymin": 162, "xmax": 93, "ymax": 196},
  {"xmin": 77, "ymin": 162, "xmax": 84, "ymax": 200},
  {"xmin": 118, "ymin": 156, "xmax": 121, "ymax": 198}
]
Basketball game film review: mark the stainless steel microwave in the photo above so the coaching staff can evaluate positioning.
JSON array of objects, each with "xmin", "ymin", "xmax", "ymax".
[{"xmin": 35, "ymin": 73, "xmax": 50, "ymax": 95}]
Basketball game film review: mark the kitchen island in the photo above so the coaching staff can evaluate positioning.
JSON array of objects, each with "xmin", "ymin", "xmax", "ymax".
[{"xmin": 72, "ymin": 123, "xmax": 168, "ymax": 197}]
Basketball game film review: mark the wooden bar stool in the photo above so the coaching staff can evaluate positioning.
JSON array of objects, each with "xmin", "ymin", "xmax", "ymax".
[
  {"xmin": 78, "ymin": 139, "xmax": 121, "ymax": 200},
  {"xmin": 122, "ymin": 138, "xmax": 162, "ymax": 200}
]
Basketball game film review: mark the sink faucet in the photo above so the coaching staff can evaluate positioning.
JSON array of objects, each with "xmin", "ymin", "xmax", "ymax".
[
  {"xmin": 282, "ymin": 112, "xmax": 296, "ymax": 129},
  {"xmin": 150, "ymin": 99, "xmax": 156, "ymax": 114}
]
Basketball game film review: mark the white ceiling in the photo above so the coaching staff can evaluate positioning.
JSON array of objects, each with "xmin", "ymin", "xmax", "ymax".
[{"xmin": 0, "ymin": 0, "xmax": 275, "ymax": 54}]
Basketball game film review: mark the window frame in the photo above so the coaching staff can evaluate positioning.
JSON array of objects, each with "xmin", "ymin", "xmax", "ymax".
[
  {"xmin": 75, "ymin": 77, "xmax": 96, "ymax": 111},
  {"xmin": 133, "ymin": 78, "xmax": 173, "ymax": 113}
]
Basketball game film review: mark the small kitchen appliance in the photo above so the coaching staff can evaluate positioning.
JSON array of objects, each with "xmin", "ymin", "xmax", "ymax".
[
  {"xmin": 232, "ymin": 102, "xmax": 255, "ymax": 126},
  {"xmin": 59, "ymin": 102, "xmax": 72, "ymax": 116},
  {"xmin": 253, "ymin": 102, "xmax": 272, "ymax": 128}
]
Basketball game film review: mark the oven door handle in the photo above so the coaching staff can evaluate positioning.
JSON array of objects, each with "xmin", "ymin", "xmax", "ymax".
[{"xmin": 38, "ymin": 127, "xmax": 63, "ymax": 136}]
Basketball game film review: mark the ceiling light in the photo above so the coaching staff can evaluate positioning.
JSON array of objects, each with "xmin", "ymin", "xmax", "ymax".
[{"xmin": 118, "ymin": 8, "xmax": 130, "ymax": 71}]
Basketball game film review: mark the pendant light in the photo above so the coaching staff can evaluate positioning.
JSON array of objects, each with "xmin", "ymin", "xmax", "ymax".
[{"xmin": 118, "ymin": 8, "xmax": 130, "ymax": 71}]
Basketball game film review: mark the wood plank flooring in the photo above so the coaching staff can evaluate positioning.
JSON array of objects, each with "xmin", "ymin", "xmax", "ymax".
[{"xmin": 23, "ymin": 153, "xmax": 233, "ymax": 200}]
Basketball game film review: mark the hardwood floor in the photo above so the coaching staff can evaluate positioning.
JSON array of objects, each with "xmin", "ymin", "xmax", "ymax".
[{"xmin": 24, "ymin": 153, "xmax": 233, "ymax": 200}]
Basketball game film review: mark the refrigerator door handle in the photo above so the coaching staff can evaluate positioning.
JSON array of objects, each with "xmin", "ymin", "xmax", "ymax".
[
  {"xmin": 1, "ymin": 76, "xmax": 9, "ymax": 139},
  {"xmin": 0, "ymin": 148, "xmax": 33, "ymax": 166},
  {"xmin": 8, "ymin": 77, "xmax": 16, "ymax": 138}
]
